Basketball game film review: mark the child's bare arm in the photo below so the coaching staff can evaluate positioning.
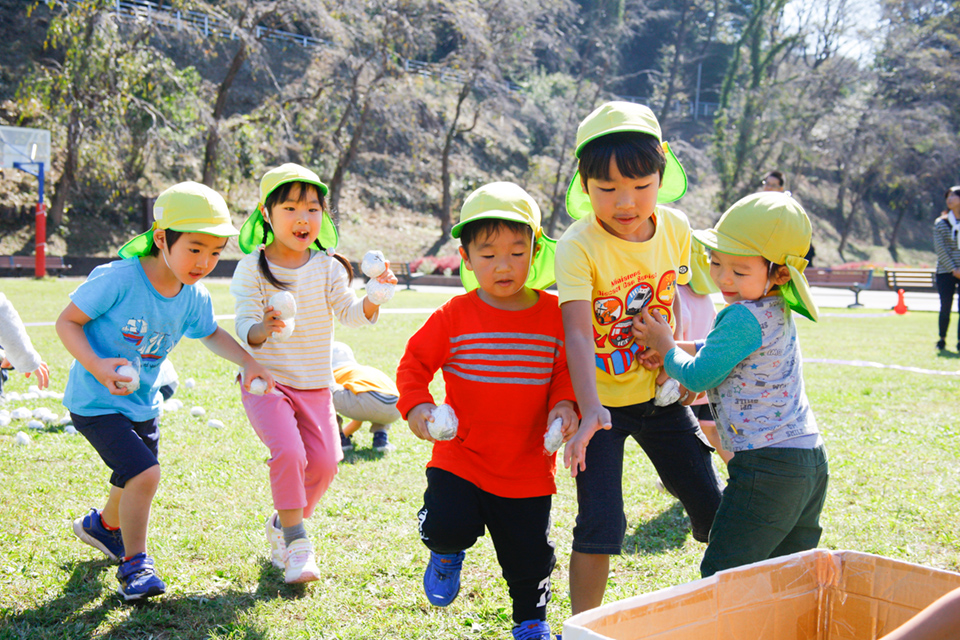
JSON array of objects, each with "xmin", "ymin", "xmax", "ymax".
[
  {"xmin": 199, "ymin": 326, "xmax": 274, "ymax": 392},
  {"xmin": 560, "ymin": 301, "xmax": 612, "ymax": 477},
  {"xmin": 56, "ymin": 302, "xmax": 133, "ymax": 395}
]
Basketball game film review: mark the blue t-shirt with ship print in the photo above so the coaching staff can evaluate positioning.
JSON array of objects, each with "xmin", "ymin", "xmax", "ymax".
[{"xmin": 63, "ymin": 258, "xmax": 217, "ymax": 421}]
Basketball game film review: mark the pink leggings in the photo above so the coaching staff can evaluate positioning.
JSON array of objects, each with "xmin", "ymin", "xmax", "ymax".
[{"xmin": 241, "ymin": 383, "xmax": 342, "ymax": 518}]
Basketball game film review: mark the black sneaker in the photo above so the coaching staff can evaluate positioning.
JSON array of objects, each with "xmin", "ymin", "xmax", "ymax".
[
  {"xmin": 937, "ymin": 338, "xmax": 946, "ymax": 350},
  {"xmin": 372, "ymin": 431, "xmax": 395, "ymax": 453},
  {"xmin": 340, "ymin": 431, "xmax": 354, "ymax": 452}
]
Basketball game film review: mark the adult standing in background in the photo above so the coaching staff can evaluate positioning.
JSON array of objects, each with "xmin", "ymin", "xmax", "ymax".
[
  {"xmin": 933, "ymin": 185, "xmax": 960, "ymax": 351},
  {"xmin": 761, "ymin": 170, "xmax": 816, "ymax": 266}
]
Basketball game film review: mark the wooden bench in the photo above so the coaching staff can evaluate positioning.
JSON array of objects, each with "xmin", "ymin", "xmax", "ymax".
[
  {"xmin": 0, "ymin": 255, "xmax": 71, "ymax": 277},
  {"xmin": 884, "ymin": 268, "xmax": 937, "ymax": 292},
  {"xmin": 805, "ymin": 267, "xmax": 874, "ymax": 308}
]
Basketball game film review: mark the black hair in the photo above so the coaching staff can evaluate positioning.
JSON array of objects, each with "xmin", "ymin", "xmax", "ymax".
[
  {"xmin": 944, "ymin": 186, "xmax": 960, "ymax": 200},
  {"xmin": 148, "ymin": 229, "xmax": 184, "ymax": 256},
  {"xmin": 764, "ymin": 170, "xmax": 785, "ymax": 188},
  {"xmin": 257, "ymin": 181, "xmax": 354, "ymax": 289},
  {"xmin": 578, "ymin": 131, "xmax": 665, "ymax": 185},
  {"xmin": 459, "ymin": 218, "xmax": 535, "ymax": 256}
]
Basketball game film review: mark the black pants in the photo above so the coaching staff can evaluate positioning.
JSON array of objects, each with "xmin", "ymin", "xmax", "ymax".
[
  {"xmin": 418, "ymin": 467, "xmax": 555, "ymax": 623},
  {"xmin": 937, "ymin": 272, "xmax": 960, "ymax": 342}
]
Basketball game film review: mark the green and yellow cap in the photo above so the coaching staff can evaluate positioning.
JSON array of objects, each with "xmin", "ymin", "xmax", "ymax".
[
  {"xmin": 565, "ymin": 101, "xmax": 688, "ymax": 220},
  {"xmin": 118, "ymin": 181, "xmax": 239, "ymax": 259},
  {"xmin": 453, "ymin": 181, "xmax": 557, "ymax": 291},
  {"xmin": 694, "ymin": 191, "xmax": 818, "ymax": 322},
  {"xmin": 238, "ymin": 163, "xmax": 338, "ymax": 254}
]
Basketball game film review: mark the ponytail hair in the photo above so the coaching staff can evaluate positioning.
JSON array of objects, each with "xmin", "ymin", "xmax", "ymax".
[{"xmin": 257, "ymin": 181, "xmax": 353, "ymax": 287}]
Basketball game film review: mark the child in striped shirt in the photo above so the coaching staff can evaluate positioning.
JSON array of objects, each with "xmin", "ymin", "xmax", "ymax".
[
  {"xmin": 397, "ymin": 182, "xmax": 579, "ymax": 640},
  {"xmin": 230, "ymin": 163, "xmax": 397, "ymax": 584}
]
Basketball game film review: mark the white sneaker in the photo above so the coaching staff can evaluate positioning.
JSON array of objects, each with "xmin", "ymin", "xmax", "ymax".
[
  {"xmin": 284, "ymin": 538, "xmax": 321, "ymax": 584},
  {"xmin": 265, "ymin": 513, "xmax": 285, "ymax": 570}
]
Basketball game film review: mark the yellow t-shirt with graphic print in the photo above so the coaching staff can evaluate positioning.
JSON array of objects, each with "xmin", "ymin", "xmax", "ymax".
[{"xmin": 555, "ymin": 206, "xmax": 692, "ymax": 406}]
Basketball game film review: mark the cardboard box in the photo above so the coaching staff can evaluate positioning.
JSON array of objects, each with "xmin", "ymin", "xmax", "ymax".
[{"xmin": 563, "ymin": 550, "xmax": 960, "ymax": 640}]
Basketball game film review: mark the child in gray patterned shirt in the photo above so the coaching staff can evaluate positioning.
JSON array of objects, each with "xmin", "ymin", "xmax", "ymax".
[{"xmin": 633, "ymin": 191, "xmax": 828, "ymax": 578}]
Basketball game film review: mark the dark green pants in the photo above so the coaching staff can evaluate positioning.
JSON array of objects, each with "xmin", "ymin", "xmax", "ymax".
[{"xmin": 701, "ymin": 445, "xmax": 828, "ymax": 578}]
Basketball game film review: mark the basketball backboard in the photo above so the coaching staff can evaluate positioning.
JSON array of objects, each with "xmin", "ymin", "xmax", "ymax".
[{"xmin": 0, "ymin": 126, "xmax": 50, "ymax": 171}]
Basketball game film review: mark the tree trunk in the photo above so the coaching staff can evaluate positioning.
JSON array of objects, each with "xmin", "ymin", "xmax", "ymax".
[
  {"xmin": 202, "ymin": 40, "xmax": 248, "ymax": 187},
  {"xmin": 48, "ymin": 108, "xmax": 82, "ymax": 229},
  {"xmin": 328, "ymin": 97, "xmax": 372, "ymax": 217},
  {"xmin": 438, "ymin": 80, "xmax": 474, "ymax": 241},
  {"xmin": 659, "ymin": 1, "xmax": 690, "ymax": 123}
]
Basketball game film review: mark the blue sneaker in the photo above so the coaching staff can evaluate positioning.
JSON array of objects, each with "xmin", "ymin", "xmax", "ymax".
[
  {"xmin": 116, "ymin": 553, "xmax": 166, "ymax": 601},
  {"xmin": 372, "ymin": 431, "xmax": 395, "ymax": 453},
  {"xmin": 512, "ymin": 619, "xmax": 551, "ymax": 640},
  {"xmin": 423, "ymin": 550, "xmax": 464, "ymax": 606},
  {"xmin": 72, "ymin": 508, "xmax": 124, "ymax": 562}
]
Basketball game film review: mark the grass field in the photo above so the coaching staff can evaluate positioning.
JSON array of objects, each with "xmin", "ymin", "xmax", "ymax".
[{"xmin": 1, "ymin": 277, "xmax": 959, "ymax": 640}]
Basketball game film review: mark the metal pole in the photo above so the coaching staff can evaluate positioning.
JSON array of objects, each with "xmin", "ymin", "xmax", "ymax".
[
  {"xmin": 35, "ymin": 163, "xmax": 46, "ymax": 278},
  {"xmin": 694, "ymin": 62, "xmax": 702, "ymax": 121}
]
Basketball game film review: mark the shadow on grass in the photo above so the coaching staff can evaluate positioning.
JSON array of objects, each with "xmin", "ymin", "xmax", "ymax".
[
  {"xmin": 622, "ymin": 502, "xmax": 690, "ymax": 556},
  {"xmin": 0, "ymin": 558, "xmax": 312, "ymax": 640},
  {"xmin": 936, "ymin": 350, "xmax": 960, "ymax": 359},
  {"xmin": 339, "ymin": 447, "xmax": 389, "ymax": 465}
]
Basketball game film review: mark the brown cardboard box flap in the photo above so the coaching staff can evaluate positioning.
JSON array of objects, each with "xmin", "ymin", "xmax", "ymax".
[{"xmin": 563, "ymin": 550, "xmax": 960, "ymax": 640}]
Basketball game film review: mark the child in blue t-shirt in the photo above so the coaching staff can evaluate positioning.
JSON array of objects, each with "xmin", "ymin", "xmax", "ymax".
[
  {"xmin": 633, "ymin": 192, "xmax": 828, "ymax": 578},
  {"xmin": 57, "ymin": 182, "xmax": 274, "ymax": 602}
]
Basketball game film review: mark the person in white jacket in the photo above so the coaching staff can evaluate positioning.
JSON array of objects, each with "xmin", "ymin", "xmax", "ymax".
[{"xmin": 0, "ymin": 292, "xmax": 49, "ymax": 393}]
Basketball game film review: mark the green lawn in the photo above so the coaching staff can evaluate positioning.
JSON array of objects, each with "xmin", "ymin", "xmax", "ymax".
[{"xmin": 1, "ymin": 277, "xmax": 958, "ymax": 639}]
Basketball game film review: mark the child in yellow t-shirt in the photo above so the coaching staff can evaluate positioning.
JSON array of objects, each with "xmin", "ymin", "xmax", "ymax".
[{"xmin": 555, "ymin": 101, "xmax": 723, "ymax": 614}]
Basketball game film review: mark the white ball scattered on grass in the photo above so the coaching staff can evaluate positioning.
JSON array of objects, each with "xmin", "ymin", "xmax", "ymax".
[
  {"xmin": 207, "ymin": 419, "xmax": 224, "ymax": 429},
  {"xmin": 27, "ymin": 419, "xmax": 44, "ymax": 430},
  {"xmin": 269, "ymin": 291, "xmax": 297, "ymax": 320},
  {"xmin": 14, "ymin": 431, "xmax": 31, "ymax": 446},
  {"xmin": 32, "ymin": 408, "xmax": 47, "ymax": 419},
  {"xmin": 361, "ymin": 250, "xmax": 387, "ymax": 278},
  {"xmin": 184, "ymin": 378, "xmax": 196, "ymax": 390},
  {"xmin": 11, "ymin": 408, "xmax": 32, "ymax": 420},
  {"xmin": 5, "ymin": 392, "xmax": 21, "ymax": 401},
  {"xmin": 28, "ymin": 385, "xmax": 40, "ymax": 394},
  {"xmin": 59, "ymin": 414, "xmax": 73, "ymax": 426},
  {"xmin": 544, "ymin": 417, "xmax": 564, "ymax": 454},
  {"xmin": 21, "ymin": 392, "xmax": 39, "ymax": 401},
  {"xmin": 115, "ymin": 365, "xmax": 140, "ymax": 391},
  {"xmin": 64, "ymin": 425, "xmax": 78, "ymax": 435},
  {"xmin": 249, "ymin": 378, "xmax": 268, "ymax": 395},
  {"xmin": 0, "ymin": 415, "xmax": 10, "ymax": 428},
  {"xmin": 428, "ymin": 404, "xmax": 458, "ymax": 441},
  {"xmin": 366, "ymin": 279, "xmax": 395, "ymax": 306},
  {"xmin": 190, "ymin": 406, "xmax": 206, "ymax": 417}
]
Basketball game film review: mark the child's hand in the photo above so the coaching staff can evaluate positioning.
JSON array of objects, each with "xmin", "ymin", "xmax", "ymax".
[
  {"xmin": 93, "ymin": 357, "xmax": 136, "ymax": 395},
  {"xmin": 548, "ymin": 400, "xmax": 580, "ymax": 443},
  {"xmin": 407, "ymin": 402, "xmax": 438, "ymax": 442},
  {"xmin": 633, "ymin": 308, "xmax": 676, "ymax": 356},
  {"xmin": 378, "ymin": 262, "xmax": 399, "ymax": 286},
  {"xmin": 26, "ymin": 361, "xmax": 50, "ymax": 390},
  {"xmin": 563, "ymin": 405, "xmax": 612, "ymax": 478},
  {"xmin": 261, "ymin": 305, "xmax": 288, "ymax": 338},
  {"xmin": 241, "ymin": 360, "xmax": 275, "ymax": 394},
  {"xmin": 0, "ymin": 357, "xmax": 49, "ymax": 390}
]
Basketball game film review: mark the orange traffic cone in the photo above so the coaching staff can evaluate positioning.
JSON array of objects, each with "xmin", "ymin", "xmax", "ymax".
[{"xmin": 894, "ymin": 289, "xmax": 908, "ymax": 315}]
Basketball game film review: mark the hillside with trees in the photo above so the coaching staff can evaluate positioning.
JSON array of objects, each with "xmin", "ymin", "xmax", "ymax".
[{"xmin": 1, "ymin": 0, "xmax": 958, "ymax": 267}]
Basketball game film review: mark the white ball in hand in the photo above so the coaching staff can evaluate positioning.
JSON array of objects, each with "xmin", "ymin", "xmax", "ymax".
[
  {"xmin": 366, "ymin": 279, "xmax": 395, "ymax": 306},
  {"xmin": 115, "ymin": 364, "xmax": 140, "ymax": 391},
  {"xmin": 269, "ymin": 291, "xmax": 297, "ymax": 320},
  {"xmin": 361, "ymin": 250, "xmax": 387, "ymax": 278},
  {"xmin": 544, "ymin": 417, "xmax": 564, "ymax": 454},
  {"xmin": 271, "ymin": 317, "xmax": 296, "ymax": 342},
  {"xmin": 249, "ymin": 378, "xmax": 268, "ymax": 395},
  {"xmin": 428, "ymin": 404, "xmax": 459, "ymax": 441},
  {"xmin": 654, "ymin": 378, "xmax": 681, "ymax": 406}
]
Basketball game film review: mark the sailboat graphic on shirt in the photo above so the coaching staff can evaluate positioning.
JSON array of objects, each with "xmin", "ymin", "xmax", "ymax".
[{"xmin": 121, "ymin": 318, "xmax": 148, "ymax": 346}]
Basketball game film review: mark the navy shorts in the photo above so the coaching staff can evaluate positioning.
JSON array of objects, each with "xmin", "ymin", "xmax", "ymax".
[
  {"xmin": 72, "ymin": 412, "xmax": 160, "ymax": 488},
  {"xmin": 572, "ymin": 401, "xmax": 723, "ymax": 554}
]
